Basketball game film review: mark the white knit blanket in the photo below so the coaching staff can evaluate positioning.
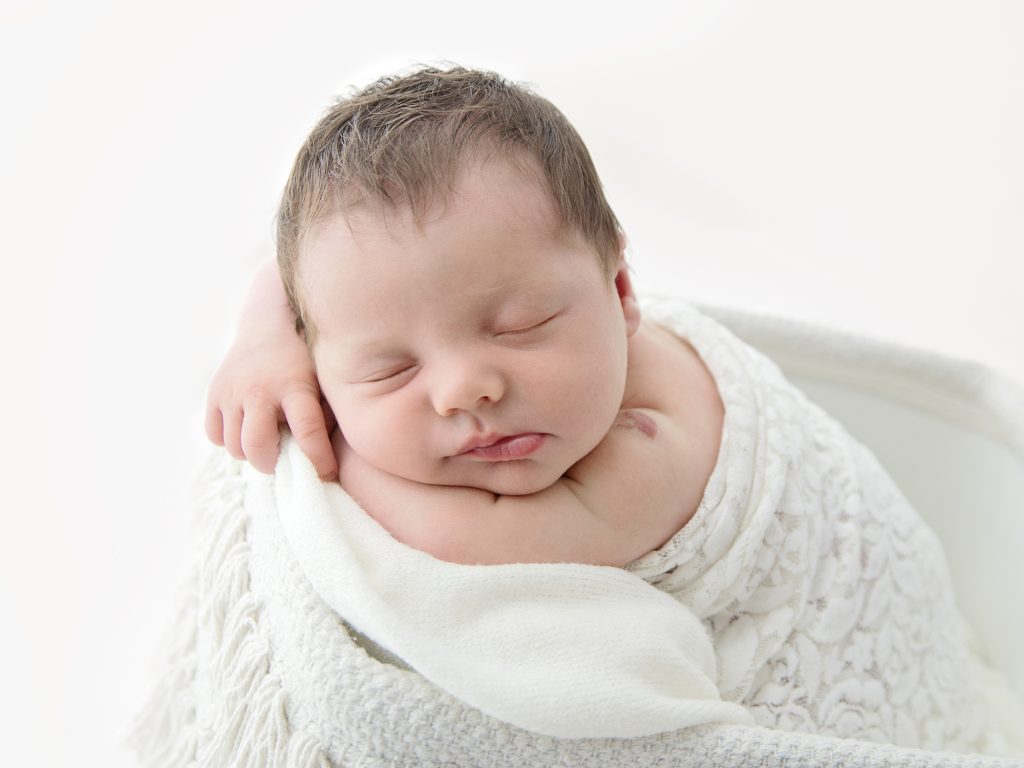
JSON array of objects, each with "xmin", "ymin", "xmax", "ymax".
[{"xmin": 127, "ymin": 299, "xmax": 1023, "ymax": 767}]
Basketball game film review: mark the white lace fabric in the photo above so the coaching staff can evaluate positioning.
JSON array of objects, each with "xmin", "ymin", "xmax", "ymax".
[{"xmin": 628, "ymin": 300, "xmax": 1007, "ymax": 754}]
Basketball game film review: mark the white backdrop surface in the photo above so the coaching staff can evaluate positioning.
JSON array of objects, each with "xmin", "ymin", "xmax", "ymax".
[{"xmin": 2, "ymin": 1, "xmax": 1022, "ymax": 765}]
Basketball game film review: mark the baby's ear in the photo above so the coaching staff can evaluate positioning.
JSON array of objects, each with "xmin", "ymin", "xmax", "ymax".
[{"xmin": 614, "ymin": 260, "xmax": 641, "ymax": 337}]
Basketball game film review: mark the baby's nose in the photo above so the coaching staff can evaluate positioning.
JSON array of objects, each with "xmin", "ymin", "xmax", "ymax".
[{"xmin": 430, "ymin": 359, "xmax": 505, "ymax": 417}]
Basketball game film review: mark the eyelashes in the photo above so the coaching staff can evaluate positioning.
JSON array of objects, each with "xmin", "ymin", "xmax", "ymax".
[
  {"xmin": 352, "ymin": 312, "xmax": 562, "ymax": 384},
  {"xmin": 360, "ymin": 364, "xmax": 417, "ymax": 383},
  {"xmin": 496, "ymin": 312, "xmax": 559, "ymax": 337}
]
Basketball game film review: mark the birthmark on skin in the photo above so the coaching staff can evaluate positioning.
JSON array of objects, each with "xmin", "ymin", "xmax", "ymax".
[{"xmin": 615, "ymin": 409, "xmax": 658, "ymax": 439}]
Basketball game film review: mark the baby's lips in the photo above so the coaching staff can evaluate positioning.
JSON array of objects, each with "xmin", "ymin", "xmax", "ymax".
[{"xmin": 463, "ymin": 433, "xmax": 546, "ymax": 460}]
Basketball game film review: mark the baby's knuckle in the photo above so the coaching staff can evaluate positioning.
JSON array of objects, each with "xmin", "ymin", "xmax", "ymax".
[
  {"xmin": 242, "ymin": 434, "xmax": 275, "ymax": 454},
  {"xmin": 290, "ymin": 415, "xmax": 324, "ymax": 441},
  {"xmin": 243, "ymin": 385, "xmax": 274, "ymax": 405},
  {"xmin": 282, "ymin": 381, "xmax": 318, "ymax": 401}
]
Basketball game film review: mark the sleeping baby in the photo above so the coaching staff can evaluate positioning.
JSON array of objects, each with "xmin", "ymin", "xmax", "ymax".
[{"xmin": 205, "ymin": 66, "xmax": 1017, "ymax": 754}]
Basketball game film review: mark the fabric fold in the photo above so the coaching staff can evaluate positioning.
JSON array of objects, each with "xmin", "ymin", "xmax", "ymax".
[{"xmin": 256, "ymin": 434, "xmax": 751, "ymax": 739}]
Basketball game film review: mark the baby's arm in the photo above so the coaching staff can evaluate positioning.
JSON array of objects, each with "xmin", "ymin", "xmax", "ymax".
[
  {"xmin": 336, "ymin": 407, "xmax": 692, "ymax": 566},
  {"xmin": 335, "ymin": 323, "xmax": 716, "ymax": 566},
  {"xmin": 205, "ymin": 258, "xmax": 338, "ymax": 480}
]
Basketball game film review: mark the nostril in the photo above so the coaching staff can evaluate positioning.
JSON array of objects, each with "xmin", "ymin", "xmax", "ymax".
[{"xmin": 431, "ymin": 364, "xmax": 505, "ymax": 416}]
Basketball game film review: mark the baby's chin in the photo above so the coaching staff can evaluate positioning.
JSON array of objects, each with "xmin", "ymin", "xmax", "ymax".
[
  {"xmin": 428, "ymin": 459, "xmax": 571, "ymax": 497},
  {"xmin": 471, "ymin": 472, "xmax": 561, "ymax": 497}
]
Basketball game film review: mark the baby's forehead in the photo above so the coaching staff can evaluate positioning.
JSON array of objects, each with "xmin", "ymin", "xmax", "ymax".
[
  {"xmin": 294, "ymin": 152, "xmax": 604, "ymax": 349},
  {"xmin": 306, "ymin": 164, "xmax": 572, "ymax": 265}
]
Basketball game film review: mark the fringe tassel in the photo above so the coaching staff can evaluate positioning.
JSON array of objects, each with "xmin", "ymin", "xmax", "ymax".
[
  {"xmin": 122, "ymin": 566, "xmax": 200, "ymax": 768},
  {"xmin": 125, "ymin": 451, "xmax": 333, "ymax": 767}
]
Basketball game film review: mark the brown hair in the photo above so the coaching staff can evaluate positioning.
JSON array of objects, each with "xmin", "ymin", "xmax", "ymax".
[{"xmin": 275, "ymin": 65, "xmax": 621, "ymax": 343}]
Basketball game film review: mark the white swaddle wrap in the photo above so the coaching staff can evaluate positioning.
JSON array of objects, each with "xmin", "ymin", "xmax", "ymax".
[{"xmin": 631, "ymin": 300, "xmax": 1011, "ymax": 754}]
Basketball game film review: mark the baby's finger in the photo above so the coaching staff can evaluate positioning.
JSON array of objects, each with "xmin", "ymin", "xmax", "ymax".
[
  {"xmin": 205, "ymin": 403, "xmax": 225, "ymax": 446},
  {"xmin": 240, "ymin": 400, "xmax": 283, "ymax": 473},
  {"xmin": 282, "ymin": 390, "xmax": 339, "ymax": 481},
  {"xmin": 222, "ymin": 408, "xmax": 245, "ymax": 461}
]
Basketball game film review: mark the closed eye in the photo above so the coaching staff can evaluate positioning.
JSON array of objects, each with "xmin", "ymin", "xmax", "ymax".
[
  {"xmin": 359, "ymin": 364, "xmax": 417, "ymax": 383},
  {"xmin": 497, "ymin": 313, "xmax": 559, "ymax": 337}
]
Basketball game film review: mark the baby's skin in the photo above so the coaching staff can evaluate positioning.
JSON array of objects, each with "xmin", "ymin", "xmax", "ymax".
[{"xmin": 209, "ymin": 154, "xmax": 724, "ymax": 566}]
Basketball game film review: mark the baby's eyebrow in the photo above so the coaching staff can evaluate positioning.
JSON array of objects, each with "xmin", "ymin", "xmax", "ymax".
[
  {"xmin": 327, "ymin": 334, "xmax": 408, "ymax": 367},
  {"xmin": 350, "ymin": 344, "xmax": 407, "ymax": 364},
  {"xmin": 465, "ymin": 276, "xmax": 539, "ymax": 300}
]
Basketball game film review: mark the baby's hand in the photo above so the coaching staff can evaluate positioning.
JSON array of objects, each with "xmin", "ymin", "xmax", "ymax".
[{"xmin": 205, "ymin": 329, "xmax": 338, "ymax": 481}]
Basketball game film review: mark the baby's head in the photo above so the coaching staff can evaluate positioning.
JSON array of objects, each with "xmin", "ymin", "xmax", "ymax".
[
  {"xmin": 276, "ymin": 66, "xmax": 640, "ymax": 495},
  {"xmin": 277, "ymin": 67, "xmax": 623, "ymax": 318}
]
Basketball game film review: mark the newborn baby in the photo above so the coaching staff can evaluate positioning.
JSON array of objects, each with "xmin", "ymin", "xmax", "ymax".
[
  {"xmin": 206, "ymin": 66, "xmax": 1013, "ymax": 754},
  {"xmin": 307, "ymin": 153, "xmax": 721, "ymax": 570}
]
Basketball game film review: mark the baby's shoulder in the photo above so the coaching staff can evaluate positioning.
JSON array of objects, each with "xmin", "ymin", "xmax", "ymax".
[
  {"xmin": 560, "ymin": 319, "xmax": 724, "ymax": 557},
  {"xmin": 622, "ymin": 318, "xmax": 723, "ymax": 430}
]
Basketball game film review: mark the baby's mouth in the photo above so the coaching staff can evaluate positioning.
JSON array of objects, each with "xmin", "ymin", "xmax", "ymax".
[{"xmin": 459, "ymin": 433, "xmax": 547, "ymax": 460}]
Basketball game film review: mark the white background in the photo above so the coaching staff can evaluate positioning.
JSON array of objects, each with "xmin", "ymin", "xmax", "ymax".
[{"xmin": 3, "ymin": 1, "xmax": 1022, "ymax": 764}]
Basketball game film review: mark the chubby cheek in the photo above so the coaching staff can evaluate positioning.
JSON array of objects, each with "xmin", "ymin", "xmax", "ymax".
[
  {"xmin": 533, "ymin": 342, "xmax": 625, "ymax": 443},
  {"xmin": 336, "ymin": 398, "xmax": 431, "ymax": 477}
]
